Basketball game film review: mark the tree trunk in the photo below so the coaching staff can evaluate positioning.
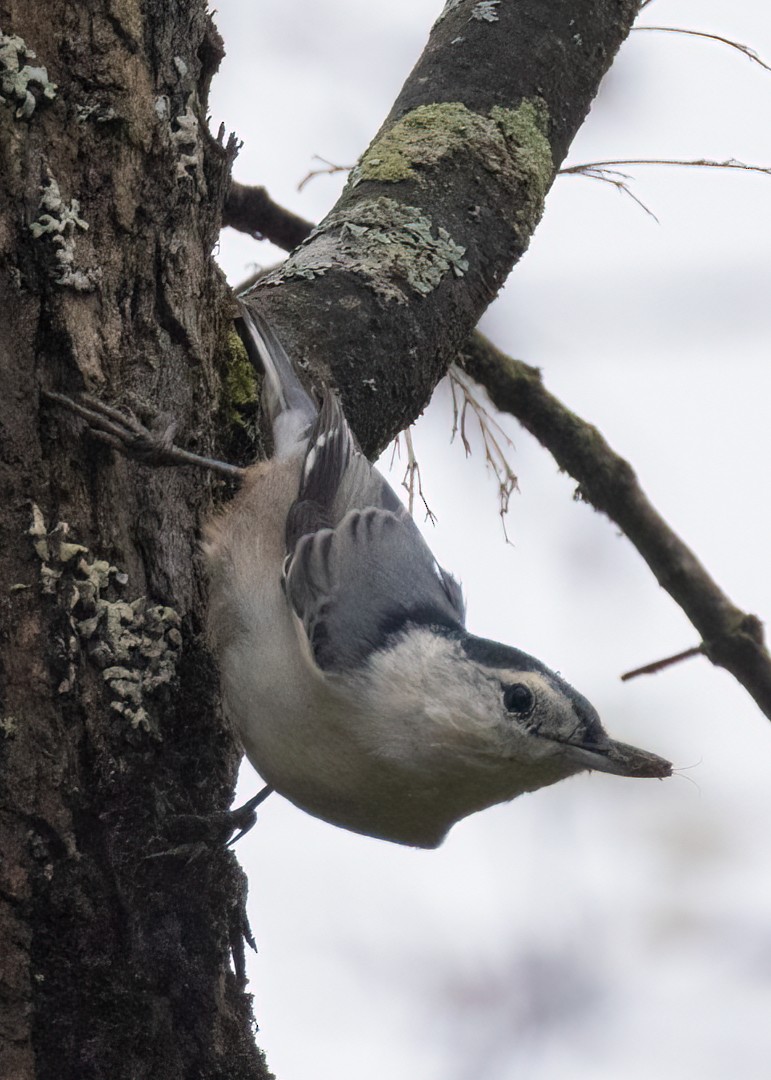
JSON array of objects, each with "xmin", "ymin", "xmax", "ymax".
[
  {"xmin": 0, "ymin": 1, "xmax": 636, "ymax": 1076},
  {"xmin": 1, "ymin": 3, "xmax": 268, "ymax": 1077}
]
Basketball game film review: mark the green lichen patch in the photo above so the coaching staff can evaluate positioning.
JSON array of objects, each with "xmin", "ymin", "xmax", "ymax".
[
  {"xmin": 263, "ymin": 197, "xmax": 468, "ymax": 302},
  {"xmin": 351, "ymin": 100, "xmax": 553, "ymax": 222},
  {"xmin": 351, "ymin": 103, "xmax": 486, "ymax": 187},
  {"xmin": 222, "ymin": 328, "xmax": 260, "ymax": 446},
  {"xmin": 0, "ymin": 29, "xmax": 56, "ymax": 120},
  {"xmin": 225, "ymin": 329, "xmax": 257, "ymax": 408},
  {"xmin": 489, "ymin": 99, "xmax": 552, "ymax": 211},
  {"xmin": 261, "ymin": 100, "xmax": 552, "ymax": 299}
]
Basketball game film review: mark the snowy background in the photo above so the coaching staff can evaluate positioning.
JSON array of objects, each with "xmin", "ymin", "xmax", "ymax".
[{"xmin": 208, "ymin": 2, "xmax": 771, "ymax": 1078}]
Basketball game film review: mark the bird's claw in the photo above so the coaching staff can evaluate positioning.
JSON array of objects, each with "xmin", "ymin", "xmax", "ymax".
[
  {"xmin": 42, "ymin": 390, "xmax": 183, "ymax": 467},
  {"xmin": 227, "ymin": 786, "xmax": 274, "ymax": 846},
  {"xmin": 143, "ymin": 786, "xmax": 273, "ymax": 858},
  {"xmin": 42, "ymin": 389, "xmax": 245, "ymax": 478}
]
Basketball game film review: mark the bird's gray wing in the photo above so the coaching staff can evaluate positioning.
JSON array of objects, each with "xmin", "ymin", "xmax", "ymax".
[
  {"xmin": 285, "ymin": 508, "xmax": 465, "ymax": 673},
  {"xmin": 285, "ymin": 390, "xmax": 403, "ymax": 545},
  {"xmin": 284, "ymin": 392, "xmax": 465, "ymax": 673}
]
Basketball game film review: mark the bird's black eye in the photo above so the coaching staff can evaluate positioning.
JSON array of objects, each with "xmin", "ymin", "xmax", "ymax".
[{"xmin": 503, "ymin": 683, "xmax": 534, "ymax": 715}]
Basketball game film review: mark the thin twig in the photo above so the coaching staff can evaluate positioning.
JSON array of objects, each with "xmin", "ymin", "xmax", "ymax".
[
  {"xmin": 633, "ymin": 26, "xmax": 771, "ymax": 73},
  {"xmin": 461, "ymin": 332, "xmax": 771, "ymax": 721},
  {"xmin": 560, "ymin": 157, "xmax": 771, "ymax": 179},
  {"xmin": 297, "ymin": 156, "xmax": 353, "ymax": 193},
  {"xmin": 621, "ymin": 646, "xmax": 704, "ymax": 682},
  {"xmin": 401, "ymin": 428, "xmax": 436, "ymax": 523}
]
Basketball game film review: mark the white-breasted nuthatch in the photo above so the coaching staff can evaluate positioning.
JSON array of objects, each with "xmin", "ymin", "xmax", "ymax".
[{"xmin": 202, "ymin": 306, "xmax": 671, "ymax": 848}]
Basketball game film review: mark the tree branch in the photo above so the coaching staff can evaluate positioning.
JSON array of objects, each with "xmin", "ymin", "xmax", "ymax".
[
  {"xmin": 223, "ymin": 180, "xmax": 314, "ymax": 250},
  {"xmin": 461, "ymin": 333, "xmax": 771, "ymax": 720},
  {"xmin": 239, "ymin": 0, "xmax": 642, "ymax": 458}
]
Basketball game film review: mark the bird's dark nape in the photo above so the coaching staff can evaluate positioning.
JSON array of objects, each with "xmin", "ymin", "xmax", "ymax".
[
  {"xmin": 460, "ymin": 633, "xmax": 554, "ymax": 676},
  {"xmin": 376, "ymin": 608, "xmax": 464, "ymax": 651}
]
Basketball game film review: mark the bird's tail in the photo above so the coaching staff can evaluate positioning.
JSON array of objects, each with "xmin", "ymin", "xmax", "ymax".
[{"xmin": 237, "ymin": 301, "xmax": 317, "ymax": 457}]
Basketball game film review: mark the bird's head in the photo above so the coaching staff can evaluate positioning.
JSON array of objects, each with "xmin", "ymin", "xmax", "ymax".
[
  {"xmin": 456, "ymin": 631, "xmax": 672, "ymax": 780},
  {"xmin": 347, "ymin": 625, "xmax": 671, "ymax": 843}
]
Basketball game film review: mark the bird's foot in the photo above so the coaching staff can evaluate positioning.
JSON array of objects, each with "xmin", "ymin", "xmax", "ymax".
[
  {"xmin": 43, "ymin": 390, "xmax": 244, "ymax": 479},
  {"xmin": 145, "ymin": 786, "xmax": 273, "ymax": 859},
  {"xmin": 226, "ymin": 787, "xmax": 274, "ymax": 845}
]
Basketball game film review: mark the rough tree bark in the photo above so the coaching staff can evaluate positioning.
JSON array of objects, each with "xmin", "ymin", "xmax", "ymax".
[
  {"xmin": 0, "ymin": 2, "xmax": 638, "ymax": 1077},
  {"xmin": 0, "ymin": 3, "xmax": 267, "ymax": 1078}
]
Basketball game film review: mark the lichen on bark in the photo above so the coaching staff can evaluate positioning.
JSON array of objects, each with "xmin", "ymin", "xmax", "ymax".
[
  {"xmin": 350, "ymin": 98, "xmax": 553, "ymax": 237},
  {"xmin": 263, "ymin": 196, "xmax": 469, "ymax": 302}
]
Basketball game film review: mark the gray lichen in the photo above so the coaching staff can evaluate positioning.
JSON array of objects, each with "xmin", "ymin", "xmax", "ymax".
[
  {"xmin": 470, "ymin": 0, "xmax": 500, "ymax": 22},
  {"xmin": 435, "ymin": 0, "xmax": 500, "ymax": 27},
  {"xmin": 28, "ymin": 506, "xmax": 182, "ymax": 736},
  {"xmin": 29, "ymin": 502, "xmax": 51, "ymax": 563},
  {"xmin": 0, "ymin": 714, "xmax": 18, "ymax": 738},
  {"xmin": 263, "ymin": 197, "xmax": 468, "ymax": 303},
  {"xmin": 0, "ymin": 29, "xmax": 56, "ymax": 120},
  {"xmin": 259, "ymin": 98, "xmax": 553, "ymax": 300},
  {"xmin": 29, "ymin": 175, "xmax": 100, "ymax": 292},
  {"xmin": 171, "ymin": 99, "xmax": 205, "ymax": 189},
  {"xmin": 76, "ymin": 102, "xmax": 118, "ymax": 125}
]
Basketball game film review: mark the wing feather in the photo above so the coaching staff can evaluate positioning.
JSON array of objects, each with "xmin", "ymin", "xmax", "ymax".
[{"xmin": 284, "ymin": 391, "xmax": 465, "ymax": 672}]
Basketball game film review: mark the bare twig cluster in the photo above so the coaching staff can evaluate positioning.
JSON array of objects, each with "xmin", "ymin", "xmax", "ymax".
[
  {"xmin": 391, "ymin": 428, "xmax": 437, "ymax": 523},
  {"xmin": 559, "ymin": 158, "xmax": 771, "ymax": 219},
  {"xmin": 447, "ymin": 365, "xmax": 519, "ymax": 541}
]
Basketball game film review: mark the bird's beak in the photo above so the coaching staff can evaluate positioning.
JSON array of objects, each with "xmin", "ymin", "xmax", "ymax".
[{"xmin": 560, "ymin": 737, "xmax": 672, "ymax": 779}]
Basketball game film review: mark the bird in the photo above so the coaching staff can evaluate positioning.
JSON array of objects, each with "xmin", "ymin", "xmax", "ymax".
[{"xmin": 200, "ymin": 304, "xmax": 671, "ymax": 848}]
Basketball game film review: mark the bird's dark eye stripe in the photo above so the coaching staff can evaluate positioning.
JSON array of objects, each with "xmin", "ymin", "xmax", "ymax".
[{"xmin": 503, "ymin": 683, "xmax": 534, "ymax": 714}]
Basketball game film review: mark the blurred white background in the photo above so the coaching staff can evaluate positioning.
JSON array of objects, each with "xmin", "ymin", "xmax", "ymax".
[{"xmin": 209, "ymin": 2, "xmax": 771, "ymax": 1078}]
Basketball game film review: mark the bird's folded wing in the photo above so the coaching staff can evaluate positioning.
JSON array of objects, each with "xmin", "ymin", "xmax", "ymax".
[{"xmin": 284, "ymin": 506, "xmax": 465, "ymax": 673}]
